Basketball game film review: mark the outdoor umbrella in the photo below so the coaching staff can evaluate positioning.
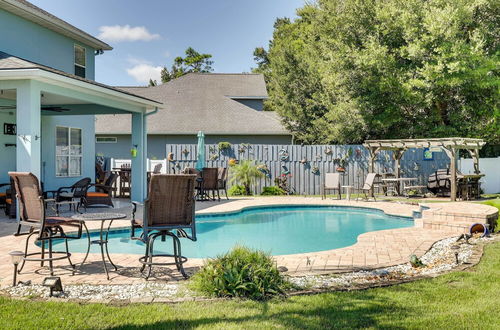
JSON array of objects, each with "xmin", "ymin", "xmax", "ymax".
[{"xmin": 195, "ymin": 131, "xmax": 206, "ymax": 171}]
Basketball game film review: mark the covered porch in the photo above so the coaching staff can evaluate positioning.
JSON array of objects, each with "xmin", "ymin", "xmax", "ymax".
[{"xmin": 0, "ymin": 62, "xmax": 161, "ymax": 202}]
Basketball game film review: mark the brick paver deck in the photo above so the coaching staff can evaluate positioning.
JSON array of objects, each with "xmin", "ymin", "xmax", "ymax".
[{"xmin": 0, "ymin": 197, "xmax": 497, "ymax": 287}]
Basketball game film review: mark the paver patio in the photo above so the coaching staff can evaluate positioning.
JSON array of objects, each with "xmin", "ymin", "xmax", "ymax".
[{"xmin": 0, "ymin": 197, "xmax": 497, "ymax": 287}]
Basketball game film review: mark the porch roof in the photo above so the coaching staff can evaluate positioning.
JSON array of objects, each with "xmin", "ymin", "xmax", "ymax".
[{"xmin": 0, "ymin": 51, "xmax": 162, "ymax": 110}]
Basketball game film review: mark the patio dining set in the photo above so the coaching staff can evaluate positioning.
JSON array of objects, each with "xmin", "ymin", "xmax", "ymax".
[{"xmin": 5, "ymin": 171, "xmax": 200, "ymax": 283}]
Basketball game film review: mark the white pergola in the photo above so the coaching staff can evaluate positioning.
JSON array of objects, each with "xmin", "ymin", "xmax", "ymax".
[{"xmin": 363, "ymin": 137, "xmax": 485, "ymax": 201}]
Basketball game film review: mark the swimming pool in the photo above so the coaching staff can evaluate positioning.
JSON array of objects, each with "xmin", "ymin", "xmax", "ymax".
[{"xmin": 54, "ymin": 205, "xmax": 413, "ymax": 258}]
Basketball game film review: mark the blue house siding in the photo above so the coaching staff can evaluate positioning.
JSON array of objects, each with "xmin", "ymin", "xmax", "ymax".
[
  {"xmin": 0, "ymin": 111, "xmax": 17, "ymax": 184},
  {"xmin": 0, "ymin": 9, "xmax": 96, "ymax": 79},
  {"xmin": 41, "ymin": 115, "xmax": 95, "ymax": 191},
  {"xmin": 96, "ymin": 134, "xmax": 293, "ymax": 159}
]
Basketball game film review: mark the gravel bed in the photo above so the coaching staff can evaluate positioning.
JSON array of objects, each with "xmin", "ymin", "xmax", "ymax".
[
  {"xmin": 6, "ymin": 282, "xmax": 182, "ymax": 300},
  {"xmin": 288, "ymin": 235, "xmax": 491, "ymax": 290},
  {"xmin": 3, "ymin": 235, "xmax": 492, "ymax": 301}
]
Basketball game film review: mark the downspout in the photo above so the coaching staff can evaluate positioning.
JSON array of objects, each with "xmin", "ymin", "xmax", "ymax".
[{"xmin": 145, "ymin": 107, "xmax": 159, "ymax": 117}]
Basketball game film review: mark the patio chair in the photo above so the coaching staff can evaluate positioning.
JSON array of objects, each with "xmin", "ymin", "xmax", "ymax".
[
  {"xmin": 322, "ymin": 173, "xmax": 341, "ymax": 200},
  {"xmin": 5, "ymin": 179, "xmax": 16, "ymax": 219},
  {"xmin": 0, "ymin": 182, "xmax": 9, "ymax": 210},
  {"xmin": 8, "ymin": 172, "xmax": 84, "ymax": 276},
  {"xmin": 45, "ymin": 177, "xmax": 91, "ymax": 214},
  {"xmin": 218, "ymin": 167, "xmax": 229, "ymax": 200},
  {"xmin": 201, "ymin": 167, "xmax": 220, "ymax": 201},
  {"xmin": 118, "ymin": 163, "xmax": 131, "ymax": 197},
  {"xmin": 427, "ymin": 169, "xmax": 451, "ymax": 197},
  {"xmin": 356, "ymin": 173, "xmax": 378, "ymax": 201},
  {"xmin": 82, "ymin": 173, "xmax": 118, "ymax": 209},
  {"xmin": 152, "ymin": 163, "xmax": 163, "ymax": 174},
  {"xmin": 130, "ymin": 174, "xmax": 197, "ymax": 279}
]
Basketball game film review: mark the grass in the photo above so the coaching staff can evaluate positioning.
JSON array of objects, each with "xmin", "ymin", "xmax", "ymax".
[{"xmin": 1, "ymin": 241, "xmax": 499, "ymax": 329}]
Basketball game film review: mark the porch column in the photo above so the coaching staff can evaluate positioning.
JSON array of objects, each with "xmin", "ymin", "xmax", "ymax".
[
  {"xmin": 16, "ymin": 81, "xmax": 41, "ymax": 177},
  {"xmin": 131, "ymin": 111, "xmax": 147, "ymax": 202}
]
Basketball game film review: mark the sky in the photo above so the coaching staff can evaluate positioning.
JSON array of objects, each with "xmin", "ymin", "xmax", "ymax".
[{"xmin": 29, "ymin": 0, "xmax": 304, "ymax": 86}]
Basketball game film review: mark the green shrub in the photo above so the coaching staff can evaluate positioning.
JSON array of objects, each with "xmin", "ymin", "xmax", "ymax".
[
  {"xmin": 190, "ymin": 246, "xmax": 289, "ymax": 300},
  {"xmin": 228, "ymin": 185, "xmax": 247, "ymax": 196},
  {"xmin": 261, "ymin": 186, "xmax": 286, "ymax": 196},
  {"xmin": 229, "ymin": 160, "xmax": 264, "ymax": 195}
]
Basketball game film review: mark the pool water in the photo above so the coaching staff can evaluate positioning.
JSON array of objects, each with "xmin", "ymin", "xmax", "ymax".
[{"xmin": 54, "ymin": 206, "xmax": 413, "ymax": 258}]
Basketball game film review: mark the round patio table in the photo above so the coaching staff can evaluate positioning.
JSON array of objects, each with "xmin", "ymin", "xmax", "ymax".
[
  {"xmin": 71, "ymin": 212, "xmax": 127, "ymax": 280},
  {"xmin": 381, "ymin": 178, "xmax": 417, "ymax": 196}
]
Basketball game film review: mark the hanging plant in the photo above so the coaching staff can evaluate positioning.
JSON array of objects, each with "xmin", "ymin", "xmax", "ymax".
[
  {"xmin": 130, "ymin": 145, "xmax": 138, "ymax": 158},
  {"xmin": 324, "ymin": 147, "xmax": 333, "ymax": 155},
  {"xmin": 257, "ymin": 164, "xmax": 270, "ymax": 177},
  {"xmin": 217, "ymin": 142, "xmax": 231, "ymax": 151},
  {"xmin": 182, "ymin": 148, "xmax": 189, "ymax": 157},
  {"xmin": 228, "ymin": 158, "xmax": 238, "ymax": 166},
  {"xmin": 209, "ymin": 146, "xmax": 217, "ymax": 153},
  {"xmin": 316, "ymin": 154, "xmax": 322, "ymax": 160},
  {"xmin": 279, "ymin": 149, "xmax": 289, "ymax": 161},
  {"xmin": 167, "ymin": 152, "xmax": 174, "ymax": 162},
  {"xmin": 300, "ymin": 158, "xmax": 308, "ymax": 164},
  {"xmin": 281, "ymin": 165, "xmax": 290, "ymax": 176},
  {"xmin": 413, "ymin": 162, "xmax": 420, "ymax": 171},
  {"xmin": 238, "ymin": 147, "xmax": 246, "ymax": 154},
  {"xmin": 311, "ymin": 166, "xmax": 320, "ymax": 175},
  {"xmin": 355, "ymin": 148, "xmax": 362, "ymax": 158},
  {"xmin": 336, "ymin": 166, "xmax": 345, "ymax": 173},
  {"xmin": 209, "ymin": 154, "xmax": 219, "ymax": 161}
]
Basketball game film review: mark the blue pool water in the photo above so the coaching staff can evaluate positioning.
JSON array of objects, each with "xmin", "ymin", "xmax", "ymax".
[{"xmin": 53, "ymin": 205, "xmax": 413, "ymax": 258}]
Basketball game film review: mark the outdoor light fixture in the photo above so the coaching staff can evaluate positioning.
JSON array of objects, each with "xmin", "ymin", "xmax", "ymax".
[
  {"xmin": 8, "ymin": 251, "xmax": 24, "ymax": 286},
  {"xmin": 42, "ymin": 276, "xmax": 63, "ymax": 297}
]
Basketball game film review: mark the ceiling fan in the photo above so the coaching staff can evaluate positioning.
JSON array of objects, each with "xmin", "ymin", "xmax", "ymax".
[{"xmin": 0, "ymin": 105, "xmax": 70, "ymax": 112}]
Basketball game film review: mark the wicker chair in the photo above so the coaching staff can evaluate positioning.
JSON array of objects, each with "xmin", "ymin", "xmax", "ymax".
[
  {"xmin": 217, "ymin": 167, "xmax": 229, "ymax": 200},
  {"xmin": 131, "ymin": 174, "xmax": 197, "ymax": 279},
  {"xmin": 322, "ymin": 173, "xmax": 341, "ymax": 200},
  {"xmin": 0, "ymin": 182, "xmax": 9, "ymax": 210},
  {"xmin": 4, "ymin": 179, "xmax": 16, "ymax": 218},
  {"xmin": 82, "ymin": 173, "xmax": 118, "ymax": 208},
  {"xmin": 8, "ymin": 172, "xmax": 84, "ymax": 276},
  {"xmin": 201, "ymin": 168, "xmax": 219, "ymax": 201}
]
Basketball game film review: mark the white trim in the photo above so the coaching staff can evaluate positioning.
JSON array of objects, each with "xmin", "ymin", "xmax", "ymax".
[{"xmin": 0, "ymin": 68, "xmax": 162, "ymax": 110}]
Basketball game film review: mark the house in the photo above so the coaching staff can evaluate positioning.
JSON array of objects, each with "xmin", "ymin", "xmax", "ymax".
[
  {"xmin": 95, "ymin": 73, "xmax": 292, "ymax": 159},
  {"xmin": 0, "ymin": 0, "xmax": 161, "ymax": 201}
]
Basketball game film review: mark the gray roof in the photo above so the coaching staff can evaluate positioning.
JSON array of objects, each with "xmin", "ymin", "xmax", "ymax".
[
  {"xmin": 95, "ymin": 73, "xmax": 289, "ymax": 135},
  {"xmin": 0, "ymin": 51, "xmax": 161, "ymax": 105},
  {"xmin": 0, "ymin": 0, "xmax": 112, "ymax": 50}
]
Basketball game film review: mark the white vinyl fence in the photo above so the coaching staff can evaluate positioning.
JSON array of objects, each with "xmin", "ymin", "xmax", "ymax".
[{"xmin": 460, "ymin": 157, "xmax": 500, "ymax": 194}]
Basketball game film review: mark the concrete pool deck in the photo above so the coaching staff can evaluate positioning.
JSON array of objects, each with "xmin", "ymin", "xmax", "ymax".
[{"xmin": 0, "ymin": 197, "xmax": 497, "ymax": 286}]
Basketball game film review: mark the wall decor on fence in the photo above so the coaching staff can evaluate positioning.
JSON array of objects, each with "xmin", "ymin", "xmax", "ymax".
[{"xmin": 162, "ymin": 143, "xmax": 450, "ymax": 195}]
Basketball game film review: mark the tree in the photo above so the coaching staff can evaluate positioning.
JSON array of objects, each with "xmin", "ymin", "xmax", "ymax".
[
  {"xmin": 256, "ymin": 0, "xmax": 499, "ymax": 145},
  {"xmin": 161, "ymin": 47, "xmax": 214, "ymax": 83},
  {"xmin": 148, "ymin": 79, "xmax": 157, "ymax": 87}
]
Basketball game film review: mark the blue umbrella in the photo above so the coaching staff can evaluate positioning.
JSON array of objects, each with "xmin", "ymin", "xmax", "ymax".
[{"xmin": 195, "ymin": 131, "xmax": 206, "ymax": 171}]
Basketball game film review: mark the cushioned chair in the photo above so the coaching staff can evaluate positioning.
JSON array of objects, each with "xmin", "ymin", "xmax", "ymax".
[
  {"xmin": 8, "ymin": 172, "xmax": 84, "ymax": 276},
  {"xmin": 82, "ymin": 173, "xmax": 118, "ymax": 208},
  {"xmin": 131, "ymin": 174, "xmax": 197, "ymax": 279},
  {"xmin": 47, "ymin": 177, "xmax": 91, "ymax": 214},
  {"xmin": 217, "ymin": 167, "xmax": 229, "ymax": 200}
]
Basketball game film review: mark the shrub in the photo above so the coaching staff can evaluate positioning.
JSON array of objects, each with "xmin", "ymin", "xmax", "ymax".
[
  {"xmin": 229, "ymin": 160, "xmax": 264, "ymax": 195},
  {"xmin": 261, "ymin": 186, "xmax": 286, "ymax": 196},
  {"xmin": 190, "ymin": 246, "xmax": 289, "ymax": 300},
  {"xmin": 228, "ymin": 185, "xmax": 247, "ymax": 196}
]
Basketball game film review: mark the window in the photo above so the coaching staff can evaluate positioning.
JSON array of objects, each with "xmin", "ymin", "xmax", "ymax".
[
  {"xmin": 74, "ymin": 44, "xmax": 86, "ymax": 78},
  {"xmin": 96, "ymin": 136, "xmax": 117, "ymax": 143},
  {"xmin": 56, "ymin": 127, "xmax": 82, "ymax": 177}
]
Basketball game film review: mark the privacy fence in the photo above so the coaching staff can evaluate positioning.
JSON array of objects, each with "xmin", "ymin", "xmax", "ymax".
[{"xmin": 143, "ymin": 143, "xmax": 450, "ymax": 195}]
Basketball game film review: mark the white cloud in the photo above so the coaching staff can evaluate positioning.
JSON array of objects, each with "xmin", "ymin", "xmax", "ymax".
[
  {"xmin": 126, "ymin": 64, "xmax": 162, "ymax": 83},
  {"xmin": 98, "ymin": 25, "xmax": 160, "ymax": 42}
]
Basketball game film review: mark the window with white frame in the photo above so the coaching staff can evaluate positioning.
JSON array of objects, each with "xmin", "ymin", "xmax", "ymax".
[
  {"xmin": 74, "ymin": 44, "xmax": 86, "ymax": 78},
  {"xmin": 56, "ymin": 126, "xmax": 82, "ymax": 177}
]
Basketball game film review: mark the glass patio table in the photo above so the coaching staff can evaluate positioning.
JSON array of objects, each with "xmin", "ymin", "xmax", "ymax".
[
  {"xmin": 71, "ymin": 212, "xmax": 127, "ymax": 280},
  {"xmin": 381, "ymin": 177, "xmax": 417, "ymax": 196}
]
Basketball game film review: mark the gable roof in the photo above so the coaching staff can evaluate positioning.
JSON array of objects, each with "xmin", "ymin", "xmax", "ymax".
[
  {"xmin": 0, "ymin": 0, "xmax": 112, "ymax": 50},
  {"xmin": 95, "ymin": 73, "xmax": 289, "ymax": 136},
  {"xmin": 0, "ymin": 51, "xmax": 161, "ymax": 106}
]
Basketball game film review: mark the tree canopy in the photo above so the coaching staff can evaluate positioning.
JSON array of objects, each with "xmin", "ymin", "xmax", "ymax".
[
  {"xmin": 254, "ymin": 0, "xmax": 499, "ymax": 144},
  {"xmin": 161, "ymin": 47, "xmax": 214, "ymax": 83}
]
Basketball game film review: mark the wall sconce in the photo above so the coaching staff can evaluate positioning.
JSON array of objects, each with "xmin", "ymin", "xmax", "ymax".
[
  {"xmin": 8, "ymin": 250, "xmax": 24, "ymax": 286},
  {"xmin": 42, "ymin": 276, "xmax": 63, "ymax": 297}
]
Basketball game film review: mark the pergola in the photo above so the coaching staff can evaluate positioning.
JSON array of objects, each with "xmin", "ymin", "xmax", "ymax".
[{"xmin": 363, "ymin": 137, "xmax": 485, "ymax": 201}]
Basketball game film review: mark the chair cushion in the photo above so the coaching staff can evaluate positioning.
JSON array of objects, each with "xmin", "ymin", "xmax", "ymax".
[
  {"xmin": 0, "ymin": 193, "xmax": 6, "ymax": 197},
  {"xmin": 87, "ymin": 192, "xmax": 109, "ymax": 197},
  {"xmin": 6, "ymin": 198, "xmax": 12, "ymax": 204}
]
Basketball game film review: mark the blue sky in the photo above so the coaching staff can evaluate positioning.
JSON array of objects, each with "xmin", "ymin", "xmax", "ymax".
[{"xmin": 30, "ymin": 0, "xmax": 304, "ymax": 86}]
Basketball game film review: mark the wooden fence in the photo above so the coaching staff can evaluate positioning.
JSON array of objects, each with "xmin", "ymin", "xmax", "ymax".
[{"xmin": 151, "ymin": 143, "xmax": 450, "ymax": 195}]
